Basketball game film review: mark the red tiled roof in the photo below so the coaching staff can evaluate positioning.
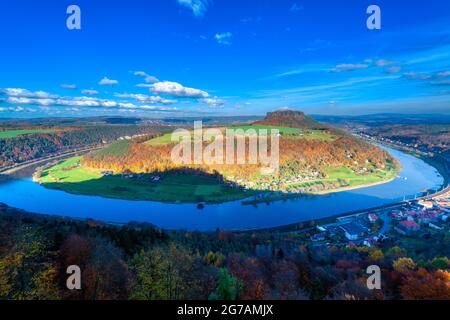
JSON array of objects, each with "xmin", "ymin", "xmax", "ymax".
[{"xmin": 400, "ymin": 220, "xmax": 420, "ymax": 228}]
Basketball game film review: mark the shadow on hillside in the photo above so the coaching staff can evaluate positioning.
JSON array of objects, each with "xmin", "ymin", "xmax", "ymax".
[{"xmin": 38, "ymin": 167, "xmax": 318, "ymax": 206}]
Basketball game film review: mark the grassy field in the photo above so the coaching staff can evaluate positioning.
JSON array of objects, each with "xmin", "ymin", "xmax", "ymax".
[
  {"xmin": 288, "ymin": 164, "xmax": 397, "ymax": 190},
  {"xmin": 145, "ymin": 125, "xmax": 334, "ymax": 146},
  {"xmin": 145, "ymin": 133, "xmax": 174, "ymax": 146},
  {"xmin": 0, "ymin": 129, "xmax": 55, "ymax": 139},
  {"xmin": 37, "ymin": 157, "xmax": 251, "ymax": 203},
  {"xmin": 244, "ymin": 165, "xmax": 397, "ymax": 205},
  {"xmin": 88, "ymin": 140, "xmax": 133, "ymax": 159},
  {"xmin": 229, "ymin": 124, "xmax": 301, "ymax": 135}
]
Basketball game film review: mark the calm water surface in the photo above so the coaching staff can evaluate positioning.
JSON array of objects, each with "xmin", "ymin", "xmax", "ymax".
[{"xmin": 0, "ymin": 146, "xmax": 443, "ymax": 231}]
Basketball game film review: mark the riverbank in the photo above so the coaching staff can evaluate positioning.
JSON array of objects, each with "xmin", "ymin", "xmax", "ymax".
[{"xmin": 35, "ymin": 154, "xmax": 398, "ymax": 205}]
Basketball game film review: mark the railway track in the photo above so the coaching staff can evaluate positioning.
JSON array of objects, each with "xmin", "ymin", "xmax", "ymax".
[{"xmin": 0, "ymin": 145, "xmax": 104, "ymax": 174}]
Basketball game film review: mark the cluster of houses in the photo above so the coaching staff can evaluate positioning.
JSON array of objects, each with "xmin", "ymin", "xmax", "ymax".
[
  {"xmin": 312, "ymin": 212, "xmax": 381, "ymax": 244},
  {"xmin": 117, "ymin": 133, "xmax": 149, "ymax": 141},
  {"xmin": 391, "ymin": 200, "xmax": 450, "ymax": 235},
  {"xmin": 229, "ymin": 170, "xmax": 325, "ymax": 193}
]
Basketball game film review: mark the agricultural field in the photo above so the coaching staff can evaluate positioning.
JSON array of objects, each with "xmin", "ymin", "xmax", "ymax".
[
  {"xmin": 88, "ymin": 140, "xmax": 133, "ymax": 160},
  {"xmin": 145, "ymin": 133, "xmax": 174, "ymax": 146},
  {"xmin": 144, "ymin": 124, "xmax": 334, "ymax": 146},
  {"xmin": 227, "ymin": 125, "xmax": 334, "ymax": 141},
  {"xmin": 0, "ymin": 129, "xmax": 55, "ymax": 139},
  {"xmin": 229, "ymin": 124, "xmax": 302, "ymax": 135}
]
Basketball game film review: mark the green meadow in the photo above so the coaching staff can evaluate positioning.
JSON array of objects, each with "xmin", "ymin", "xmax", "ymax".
[
  {"xmin": 37, "ymin": 157, "xmax": 251, "ymax": 203},
  {"xmin": 144, "ymin": 124, "xmax": 334, "ymax": 146},
  {"xmin": 0, "ymin": 129, "xmax": 55, "ymax": 139}
]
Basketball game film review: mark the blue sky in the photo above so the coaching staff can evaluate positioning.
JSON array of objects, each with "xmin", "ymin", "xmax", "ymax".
[{"xmin": 1, "ymin": 0, "xmax": 450, "ymax": 118}]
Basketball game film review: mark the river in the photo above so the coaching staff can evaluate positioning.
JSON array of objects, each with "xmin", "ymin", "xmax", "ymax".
[{"xmin": 0, "ymin": 146, "xmax": 444, "ymax": 231}]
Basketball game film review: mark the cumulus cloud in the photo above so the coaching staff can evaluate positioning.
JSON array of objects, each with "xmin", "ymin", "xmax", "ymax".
[
  {"xmin": 0, "ymin": 106, "xmax": 37, "ymax": 113},
  {"xmin": 0, "ymin": 88, "xmax": 57, "ymax": 99},
  {"xmin": 61, "ymin": 84, "xmax": 77, "ymax": 90},
  {"xmin": 2, "ymin": 88, "xmax": 118, "ymax": 108},
  {"xmin": 404, "ymin": 72, "xmax": 432, "ymax": 80},
  {"xmin": 331, "ymin": 63, "xmax": 369, "ymax": 72},
  {"xmin": 114, "ymin": 93, "xmax": 177, "ymax": 105},
  {"xmin": 151, "ymin": 81, "xmax": 209, "ymax": 98},
  {"xmin": 215, "ymin": 32, "xmax": 233, "ymax": 45},
  {"xmin": 200, "ymin": 97, "xmax": 225, "ymax": 108},
  {"xmin": 81, "ymin": 89, "xmax": 99, "ymax": 95},
  {"xmin": 98, "ymin": 77, "xmax": 119, "ymax": 85},
  {"xmin": 1, "ymin": 87, "xmax": 184, "ymax": 113},
  {"xmin": 134, "ymin": 71, "xmax": 159, "ymax": 83},
  {"xmin": 177, "ymin": 0, "xmax": 209, "ymax": 18}
]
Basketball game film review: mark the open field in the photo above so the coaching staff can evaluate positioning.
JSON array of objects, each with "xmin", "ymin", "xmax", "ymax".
[
  {"xmin": 288, "ymin": 164, "xmax": 397, "ymax": 190},
  {"xmin": 229, "ymin": 124, "xmax": 302, "ymax": 135},
  {"xmin": 145, "ymin": 133, "xmax": 174, "ymax": 146},
  {"xmin": 88, "ymin": 140, "xmax": 133, "ymax": 159},
  {"xmin": 144, "ymin": 124, "xmax": 334, "ymax": 146},
  {"xmin": 231, "ymin": 125, "xmax": 334, "ymax": 141},
  {"xmin": 37, "ymin": 157, "xmax": 251, "ymax": 203},
  {"xmin": 0, "ymin": 129, "xmax": 55, "ymax": 139}
]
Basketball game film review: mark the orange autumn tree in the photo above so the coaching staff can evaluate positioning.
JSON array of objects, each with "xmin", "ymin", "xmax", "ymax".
[{"xmin": 400, "ymin": 269, "xmax": 450, "ymax": 300}]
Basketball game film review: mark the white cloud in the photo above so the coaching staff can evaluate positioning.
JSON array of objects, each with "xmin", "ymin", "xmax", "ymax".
[
  {"xmin": 136, "ymin": 83, "xmax": 153, "ymax": 88},
  {"xmin": 0, "ymin": 106, "xmax": 37, "ymax": 113},
  {"xmin": 61, "ymin": 84, "xmax": 77, "ymax": 90},
  {"xmin": 81, "ymin": 89, "xmax": 99, "ymax": 95},
  {"xmin": 436, "ymin": 71, "xmax": 450, "ymax": 78},
  {"xmin": 0, "ymin": 88, "xmax": 57, "ymax": 99},
  {"xmin": 98, "ymin": 77, "xmax": 118, "ymax": 85},
  {"xmin": 114, "ymin": 93, "xmax": 177, "ymax": 105},
  {"xmin": 7, "ymin": 97, "xmax": 54, "ymax": 106},
  {"xmin": 177, "ymin": 0, "xmax": 209, "ymax": 18},
  {"xmin": 1, "ymin": 87, "xmax": 184, "ymax": 113},
  {"xmin": 215, "ymin": 32, "xmax": 233, "ymax": 45},
  {"xmin": 384, "ymin": 66, "xmax": 402, "ymax": 74},
  {"xmin": 404, "ymin": 72, "xmax": 432, "ymax": 80},
  {"xmin": 331, "ymin": 63, "xmax": 369, "ymax": 72},
  {"xmin": 200, "ymin": 97, "xmax": 225, "ymax": 108},
  {"xmin": 375, "ymin": 59, "xmax": 396, "ymax": 67},
  {"xmin": 151, "ymin": 81, "xmax": 209, "ymax": 98},
  {"xmin": 134, "ymin": 71, "xmax": 159, "ymax": 83}
]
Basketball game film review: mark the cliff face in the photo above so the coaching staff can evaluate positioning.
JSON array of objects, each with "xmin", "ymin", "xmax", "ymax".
[{"xmin": 254, "ymin": 110, "xmax": 326, "ymax": 129}]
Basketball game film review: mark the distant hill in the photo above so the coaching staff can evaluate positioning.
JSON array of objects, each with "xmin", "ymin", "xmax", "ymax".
[
  {"xmin": 313, "ymin": 113, "xmax": 450, "ymax": 126},
  {"xmin": 254, "ymin": 110, "xmax": 327, "ymax": 129}
]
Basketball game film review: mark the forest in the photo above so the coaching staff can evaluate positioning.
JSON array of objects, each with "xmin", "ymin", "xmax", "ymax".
[
  {"xmin": 0, "ymin": 204, "xmax": 449, "ymax": 300},
  {"xmin": 0, "ymin": 125, "xmax": 158, "ymax": 167}
]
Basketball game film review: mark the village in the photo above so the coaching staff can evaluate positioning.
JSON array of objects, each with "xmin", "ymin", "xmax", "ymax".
[{"xmin": 305, "ymin": 190, "xmax": 450, "ymax": 248}]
